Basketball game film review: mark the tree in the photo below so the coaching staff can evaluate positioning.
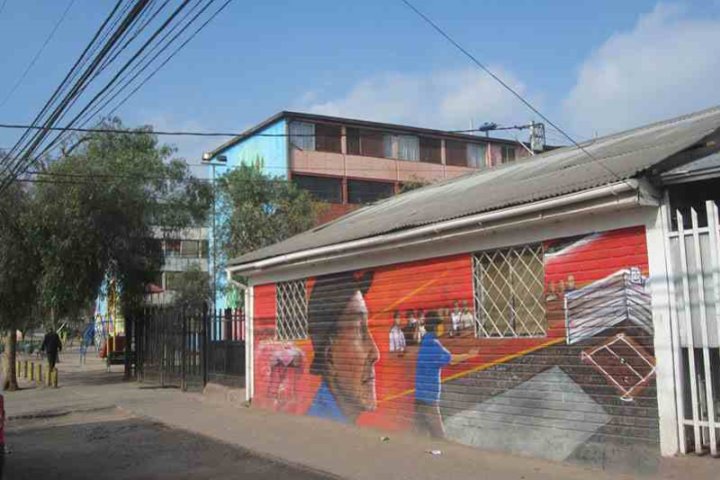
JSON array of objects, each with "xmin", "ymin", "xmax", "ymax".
[
  {"xmin": 217, "ymin": 162, "xmax": 320, "ymax": 259},
  {"xmin": 32, "ymin": 118, "xmax": 211, "ymax": 328},
  {"xmin": 399, "ymin": 175, "xmax": 429, "ymax": 193},
  {"xmin": 0, "ymin": 183, "xmax": 42, "ymax": 391},
  {"xmin": 171, "ymin": 265, "xmax": 212, "ymax": 310}
]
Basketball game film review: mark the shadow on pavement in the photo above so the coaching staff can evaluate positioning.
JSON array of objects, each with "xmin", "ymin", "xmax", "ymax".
[{"xmin": 5, "ymin": 416, "xmax": 336, "ymax": 480}]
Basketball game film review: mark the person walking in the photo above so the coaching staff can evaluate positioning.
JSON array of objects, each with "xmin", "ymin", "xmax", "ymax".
[{"xmin": 41, "ymin": 328, "xmax": 62, "ymax": 373}]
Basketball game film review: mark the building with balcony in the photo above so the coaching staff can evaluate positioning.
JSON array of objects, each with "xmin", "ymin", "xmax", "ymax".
[
  {"xmin": 204, "ymin": 111, "xmax": 536, "ymax": 309},
  {"xmin": 143, "ymin": 227, "xmax": 210, "ymax": 306}
]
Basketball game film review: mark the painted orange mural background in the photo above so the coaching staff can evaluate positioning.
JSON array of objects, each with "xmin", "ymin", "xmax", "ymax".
[{"xmin": 252, "ymin": 225, "xmax": 650, "ymax": 432}]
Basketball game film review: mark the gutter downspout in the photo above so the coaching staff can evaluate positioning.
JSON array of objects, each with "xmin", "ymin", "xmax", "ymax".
[
  {"xmin": 226, "ymin": 271, "xmax": 253, "ymax": 402},
  {"xmin": 229, "ymin": 180, "xmax": 640, "ymax": 275}
]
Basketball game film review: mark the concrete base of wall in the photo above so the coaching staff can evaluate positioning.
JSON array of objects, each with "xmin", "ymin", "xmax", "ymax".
[{"xmin": 202, "ymin": 382, "xmax": 248, "ymax": 409}]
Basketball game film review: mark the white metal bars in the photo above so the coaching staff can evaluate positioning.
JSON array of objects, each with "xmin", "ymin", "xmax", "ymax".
[
  {"xmin": 472, "ymin": 244, "xmax": 546, "ymax": 338},
  {"xmin": 275, "ymin": 279, "xmax": 309, "ymax": 341},
  {"xmin": 665, "ymin": 201, "xmax": 720, "ymax": 456}
]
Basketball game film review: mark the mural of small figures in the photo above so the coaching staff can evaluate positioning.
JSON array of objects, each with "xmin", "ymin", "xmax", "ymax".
[
  {"xmin": 448, "ymin": 300, "xmax": 474, "ymax": 337},
  {"xmin": 403, "ymin": 309, "xmax": 418, "ymax": 345},
  {"xmin": 416, "ymin": 310, "xmax": 427, "ymax": 343},
  {"xmin": 460, "ymin": 300, "xmax": 474, "ymax": 332},
  {"xmin": 450, "ymin": 301, "xmax": 461, "ymax": 336},
  {"xmin": 388, "ymin": 311, "xmax": 406, "ymax": 354},
  {"xmin": 306, "ymin": 272, "xmax": 380, "ymax": 423},
  {"xmin": 414, "ymin": 311, "xmax": 478, "ymax": 437}
]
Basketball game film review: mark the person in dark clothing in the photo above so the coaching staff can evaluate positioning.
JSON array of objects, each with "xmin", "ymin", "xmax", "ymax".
[{"xmin": 41, "ymin": 328, "xmax": 62, "ymax": 372}]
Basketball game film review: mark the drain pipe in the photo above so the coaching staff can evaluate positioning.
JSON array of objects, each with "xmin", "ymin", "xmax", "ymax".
[{"xmin": 226, "ymin": 271, "xmax": 253, "ymax": 402}]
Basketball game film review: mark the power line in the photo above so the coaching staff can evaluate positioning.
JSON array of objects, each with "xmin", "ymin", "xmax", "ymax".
[
  {"xmin": 63, "ymin": 0, "xmax": 207, "ymax": 136},
  {"xmin": 105, "ymin": 0, "xmax": 233, "ymax": 119},
  {"xmin": 28, "ymin": 0, "xmax": 196, "ymax": 163},
  {"xmin": 0, "ymin": 0, "xmax": 126, "ymax": 173},
  {"xmin": 399, "ymin": 0, "xmax": 632, "ymax": 189},
  {"xmin": 32, "ymin": 0, "xmax": 172, "ymax": 159},
  {"xmin": 0, "ymin": 0, "xmax": 76, "ymax": 112},
  {"xmin": 42, "ymin": 0, "xmax": 234, "ymax": 159},
  {"xmin": 0, "ymin": 0, "xmax": 139, "ymax": 185},
  {"xmin": 35, "ymin": 0, "xmax": 235, "ymax": 165},
  {"xmin": 0, "ymin": 0, "xmax": 221, "ymax": 192}
]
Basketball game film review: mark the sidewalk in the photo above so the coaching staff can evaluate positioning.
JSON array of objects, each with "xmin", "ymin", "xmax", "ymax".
[{"xmin": 5, "ymin": 350, "xmax": 718, "ymax": 480}]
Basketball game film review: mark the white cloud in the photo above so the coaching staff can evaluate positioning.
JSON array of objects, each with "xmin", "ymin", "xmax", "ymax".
[
  {"xmin": 296, "ymin": 67, "xmax": 537, "ymax": 132},
  {"xmin": 563, "ymin": 3, "xmax": 720, "ymax": 137}
]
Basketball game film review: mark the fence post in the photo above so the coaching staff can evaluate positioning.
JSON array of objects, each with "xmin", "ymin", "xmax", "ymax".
[
  {"xmin": 202, "ymin": 303, "xmax": 209, "ymax": 386},
  {"xmin": 136, "ymin": 309, "xmax": 143, "ymax": 382},
  {"xmin": 124, "ymin": 311, "xmax": 133, "ymax": 381},
  {"xmin": 181, "ymin": 308, "xmax": 187, "ymax": 391}
]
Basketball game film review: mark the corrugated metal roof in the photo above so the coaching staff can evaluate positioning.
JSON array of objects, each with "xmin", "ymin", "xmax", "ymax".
[
  {"xmin": 661, "ymin": 151, "xmax": 720, "ymax": 183},
  {"xmin": 230, "ymin": 106, "xmax": 720, "ymax": 266}
]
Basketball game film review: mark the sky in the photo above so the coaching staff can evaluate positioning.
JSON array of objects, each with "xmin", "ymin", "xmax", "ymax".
[{"xmin": 0, "ymin": 0, "xmax": 719, "ymax": 163}]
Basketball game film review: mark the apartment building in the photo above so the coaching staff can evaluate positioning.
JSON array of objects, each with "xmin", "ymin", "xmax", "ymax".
[
  {"xmin": 207, "ymin": 111, "xmax": 531, "ymax": 222},
  {"xmin": 143, "ymin": 227, "xmax": 210, "ymax": 306},
  {"xmin": 204, "ymin": 111, "xmax": 535, "ymax": 309}
]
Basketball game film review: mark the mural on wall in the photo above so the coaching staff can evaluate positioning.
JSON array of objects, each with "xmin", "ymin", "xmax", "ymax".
[{"xmin": 252, "ymin": 226, "xmax": 659, "ymax": 467}]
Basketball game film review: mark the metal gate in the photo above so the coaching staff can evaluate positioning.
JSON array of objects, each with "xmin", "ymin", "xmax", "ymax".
[
  {"xmin": 135, "ymin": 307, "xmax": 206, "ymax": 391},
  {"xmin": 135, "ymin": 306, "xmax": 245, "ymax": 391},
  {"xmin": 663, "ymin": 200, "xmax": 720, "ymax": 456},
  {"xmin": 207, "ymin": 308, "xmax": 246, "ymax": 387}
]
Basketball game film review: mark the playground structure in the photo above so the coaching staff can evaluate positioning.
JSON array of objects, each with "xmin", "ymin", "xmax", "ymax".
[{"xmin": 94, "ymin": 277, "xmax": 127, "ymax": 368}]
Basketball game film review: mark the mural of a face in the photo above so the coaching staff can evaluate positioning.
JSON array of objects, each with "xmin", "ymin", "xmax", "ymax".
[{"xmin": 326, "ymin": 290, "xmax": 380, "ymax": 415}]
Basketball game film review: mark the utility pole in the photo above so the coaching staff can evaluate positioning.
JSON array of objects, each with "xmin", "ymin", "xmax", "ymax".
[
  {"xmin": 530, "ymin": 121, "xmax": 546, "ymax": 153},
  {"xmin": 201, "ymin": 153, "xmax": 227, "ymax": 323}
]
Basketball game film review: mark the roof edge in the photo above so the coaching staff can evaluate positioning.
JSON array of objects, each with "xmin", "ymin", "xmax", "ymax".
[
  {"xmin": 206, "ymin": 110, "xmax": 536, "ymax": 159},
  {"xmin": 228, "ymin": 179, "xmax": 641, "ymax": 275}
]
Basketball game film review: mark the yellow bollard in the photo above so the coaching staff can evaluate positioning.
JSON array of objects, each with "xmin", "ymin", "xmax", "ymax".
[
  {"xmin": 29, "ymin": 361, "xmax": 35, "ymax": 381},
  {"xmin": 15, "ymin": 360, "xmax": 20, "ymax": 377},
  {"xmin": 51, "ymin": 369, "xmax": 58, "ymax": 388},
  {"xmin": 36, "ymin": 363, "xmax": 43, "ymax": 386},
  {"xmin": 23, "ymin": 360, "xmax": 28, "ymax": 378}
]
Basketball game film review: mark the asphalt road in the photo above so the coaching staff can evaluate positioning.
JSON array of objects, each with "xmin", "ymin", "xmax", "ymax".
[{"xmin": 4, "ymin": 408, "xmax": 336, "ymax": 480}]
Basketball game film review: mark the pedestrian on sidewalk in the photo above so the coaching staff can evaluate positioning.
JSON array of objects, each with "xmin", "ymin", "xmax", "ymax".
[{"xmin": 41, "ymin": 327, "xmax": 63, "ymax": 373}]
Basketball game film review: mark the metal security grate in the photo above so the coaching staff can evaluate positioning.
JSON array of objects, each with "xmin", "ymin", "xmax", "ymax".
[
  {"xmin": 664, "ymin": 201, "xmax": 720, "ymax": 456},
  {"xmin": 472, "ymin": 244, "xmax": 546, "ymax": 337},
  {"xmin": 276, "ymin": 279, "xmax": 309, "ymax": 341}
]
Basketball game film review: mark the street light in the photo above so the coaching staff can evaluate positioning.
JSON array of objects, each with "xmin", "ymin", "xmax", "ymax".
[{"xmin": 201, "ymin": 152, "xmax": 227, "ymax": 316}]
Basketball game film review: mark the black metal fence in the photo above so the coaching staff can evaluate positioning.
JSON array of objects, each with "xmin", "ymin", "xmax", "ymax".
[{"xmin": 135, "ymin": 306, "xmax": 245, "ymax": 391}]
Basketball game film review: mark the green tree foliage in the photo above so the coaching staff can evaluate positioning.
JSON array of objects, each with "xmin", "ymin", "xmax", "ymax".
[
  {"xmin": 32, "ymin": 118, "xmax": 211, "ymax": 321},
  {"xmin": 170, "ymin": 265, "xmax": 212, "ymax": 310},
  {"xmin": 398, "ymin": 175, "xmax": 429, "ymax": 193},
  {"xmin": 217, "ymin": 162, "xmax": 319, "ymax": 259},
  {"xmin": 0, "ymin": 183, "xmax": 42, "ymax": 390}
]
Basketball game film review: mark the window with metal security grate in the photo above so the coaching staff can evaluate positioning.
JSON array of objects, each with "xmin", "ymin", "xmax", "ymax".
[
  {"xmin": 472, "ymin": 244, "xmax": 546, "ymax": 338},
  {"xmin": 275, "ymin": 279, "xmax": 309, "ymax": 341}
]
